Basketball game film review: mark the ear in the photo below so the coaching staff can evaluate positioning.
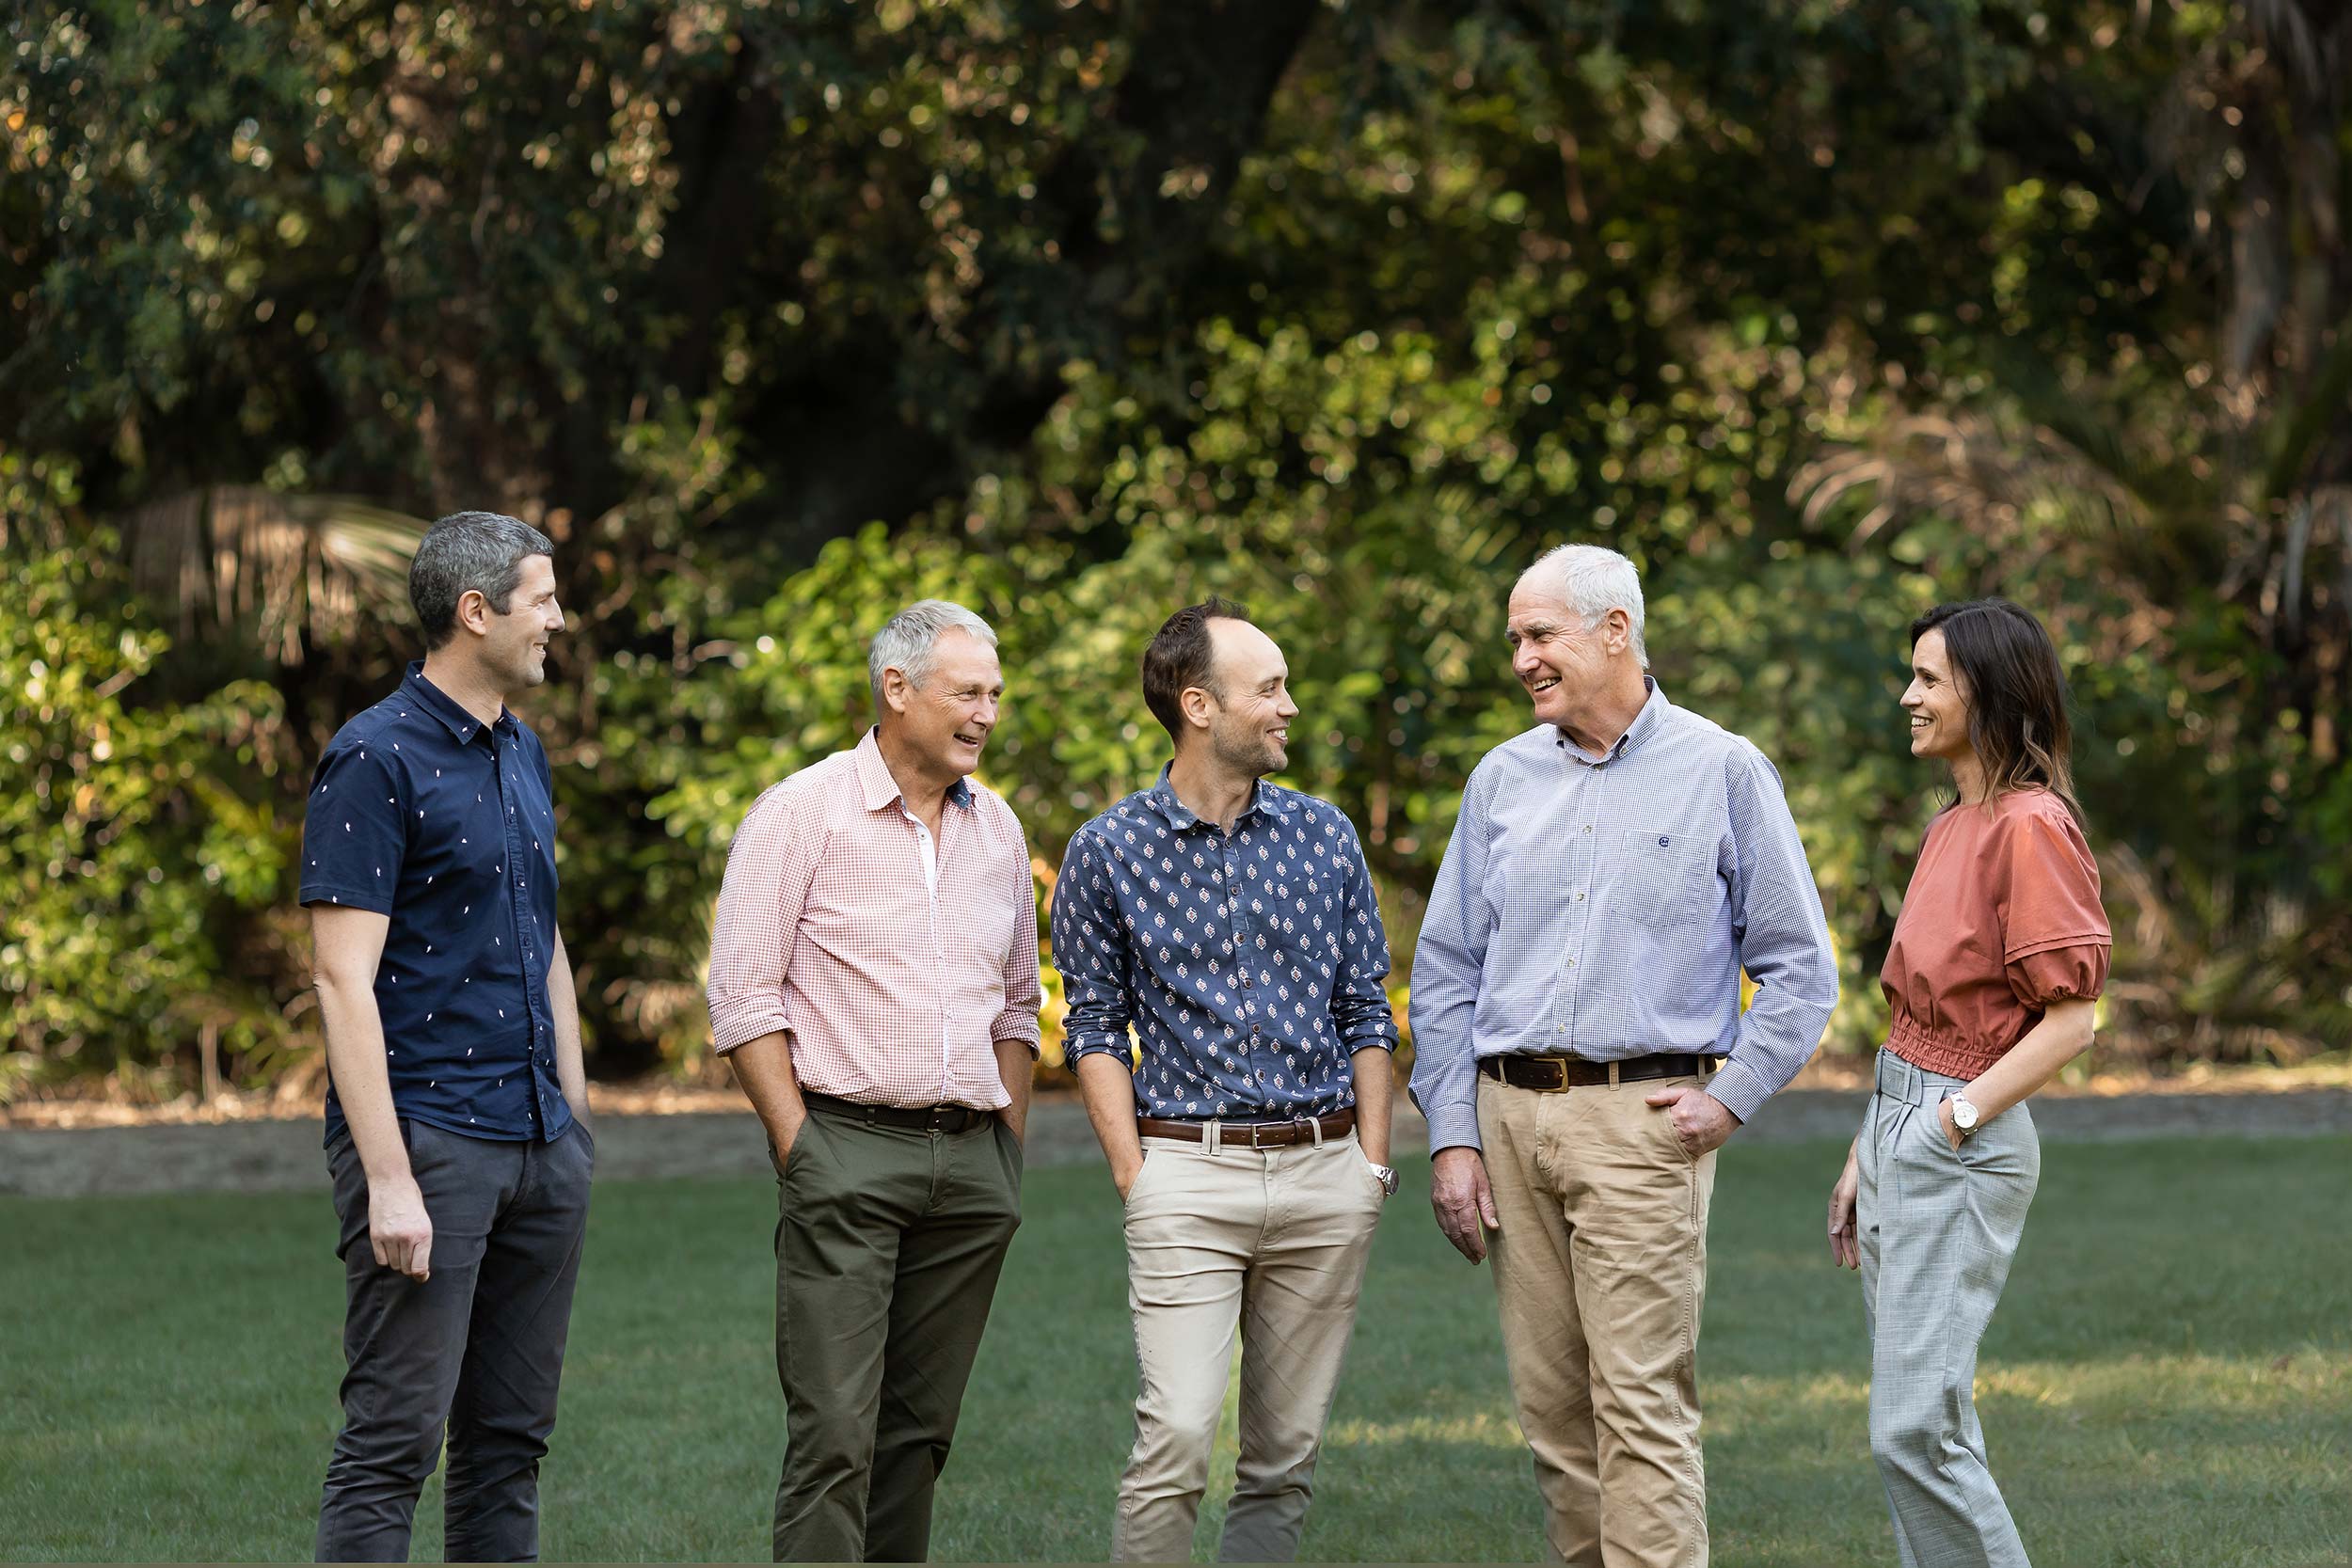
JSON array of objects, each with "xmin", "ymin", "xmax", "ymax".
[
  {"xmin": 453, "ymin": 587, "xmax": 494, "ymax": 640},
  {"xmin": 1179, "ymin": 683, "xmax": 1218, "ymax": 734},
  {"xmin": 1603, "ymin": 608, "xmax": 1632, "ymax": 657},
  {"xmin": 881, "ymin": 666, "xmax": 914, "ymax": 717}
]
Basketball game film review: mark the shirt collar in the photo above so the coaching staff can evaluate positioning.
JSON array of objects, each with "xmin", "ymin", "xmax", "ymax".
[
  {"xmin": 854, "ymin": 726, "xmax": 974, "ymax": 813},
  {"xmin": 402, "ymin": 661, "xmax": 507, "ymax": 747},
  {"xmin": 1556, "ymin": 676, "xmax": 1670, "ymax": 766},
  {"xmin": 1144, "ymin": 764, "xmax": 1295, "ymax": 832}
]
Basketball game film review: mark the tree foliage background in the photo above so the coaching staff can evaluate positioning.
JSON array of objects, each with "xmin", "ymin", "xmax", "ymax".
[{"xmin": 5, "ymin": 0, "xmax": 2348, "ymax": 1101}]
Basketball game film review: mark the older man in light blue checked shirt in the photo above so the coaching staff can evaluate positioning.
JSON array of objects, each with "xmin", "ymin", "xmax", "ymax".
[{"xmin": 1409, "ymin": 543, "xmax": 1838, "ymax": 1568}]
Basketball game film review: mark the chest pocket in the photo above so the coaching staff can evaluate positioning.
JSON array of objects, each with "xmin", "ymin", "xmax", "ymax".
[{"xmin": 1610, "ymin": 830, "xmax": 1720, "ymax": 934}]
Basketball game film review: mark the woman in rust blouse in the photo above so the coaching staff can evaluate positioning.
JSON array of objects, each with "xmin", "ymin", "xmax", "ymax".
[{"xmin": 1825, "ymin": 599, "xmax": 2111, "ymax": 1568}]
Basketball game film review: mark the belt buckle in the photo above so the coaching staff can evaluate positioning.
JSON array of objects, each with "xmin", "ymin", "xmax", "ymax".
[{"xmin": 1535, "ymin": 1056, "xmax": 1568, "ymax": 1091}]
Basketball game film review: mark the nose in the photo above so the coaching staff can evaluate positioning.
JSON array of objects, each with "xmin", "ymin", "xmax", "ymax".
[
  {"xmin": 1278, "ymin": 692, "xmax": 1299, "ymax": 720},
  {"xmin": 547, "ymin": 599, "xmax": 566, "ymax": 634},
  {"xmin": 1512, "ymin": 642, "xmax": 1540, "ymax": 678}
]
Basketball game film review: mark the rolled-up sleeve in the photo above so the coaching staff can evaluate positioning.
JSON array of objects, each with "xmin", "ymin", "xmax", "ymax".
[
  {"xmin": 1048, "ymin": 828, "xmax": 1133, "ymax": 1069},
  {"xmin": 707, "ymin": 787, "xmax": 820, "ymax": 1054},
  {"xmin": 1708, "ymin": 744, "xmax": 1839, "ymax": 1124},
  {"xmin": 1408, "ymin": 770, "xmax": 1495, "ymax": 1154},
  {"xmin": 1328, "ymin": 811, "xmax": 1398, "ymax": 1053},
  {"xmin": 993, "ymin": 818, "xmax": 1044, "ymax": 1053}
]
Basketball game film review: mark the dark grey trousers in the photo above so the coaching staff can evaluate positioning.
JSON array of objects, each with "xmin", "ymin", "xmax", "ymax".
[{"xmin": 316, "ymin": 1117, "xmax": 594, "ymax": 1563}]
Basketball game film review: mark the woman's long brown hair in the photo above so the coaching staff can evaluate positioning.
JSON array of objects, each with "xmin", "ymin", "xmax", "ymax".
[{"xmin": 1912, "ymin": 598, "xmax": 2086, "ymax": 825}]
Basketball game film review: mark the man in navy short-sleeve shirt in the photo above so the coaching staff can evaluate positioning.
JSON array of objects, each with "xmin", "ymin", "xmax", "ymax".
[{"xmin": 303, "ymin": 510, "xmax": 593, "ymax": 1563}]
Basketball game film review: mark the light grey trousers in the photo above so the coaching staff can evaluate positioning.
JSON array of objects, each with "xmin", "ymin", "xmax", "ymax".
[{"xmin": 1856, "ymin": 1049, "xmax": 2040, "ymax": 1568}]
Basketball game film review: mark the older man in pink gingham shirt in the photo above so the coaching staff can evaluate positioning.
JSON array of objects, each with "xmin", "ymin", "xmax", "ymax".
[{"xmin": 707, "ymin": 598, "xmax": 1041, "ymax": 1563}]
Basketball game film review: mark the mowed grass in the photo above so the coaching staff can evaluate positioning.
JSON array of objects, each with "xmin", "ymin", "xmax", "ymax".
[{"xmin": 4, "ymin": 1136, "xmax": 2346, "ymax": 1564}]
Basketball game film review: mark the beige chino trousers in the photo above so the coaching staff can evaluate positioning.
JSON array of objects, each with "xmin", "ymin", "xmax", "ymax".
[
  {"xmin": 1112, "ymin": 1127, "xmax": 1387, "ymax": 1562},
  {"xmin": 1480, "ymin": 1071, "xmax": 1719, "ymax": 1568}
]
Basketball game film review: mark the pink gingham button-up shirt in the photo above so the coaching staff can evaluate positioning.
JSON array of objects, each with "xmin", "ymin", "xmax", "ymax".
[{"xmin": 707, "ymin": 729, "xmax": 1042, "ymax": 1110}]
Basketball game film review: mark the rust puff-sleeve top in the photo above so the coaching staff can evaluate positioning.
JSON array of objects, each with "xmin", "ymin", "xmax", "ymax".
[{"xmin": 1880, "ymin": 787, "xmax": 2112, "ymax": 1079}]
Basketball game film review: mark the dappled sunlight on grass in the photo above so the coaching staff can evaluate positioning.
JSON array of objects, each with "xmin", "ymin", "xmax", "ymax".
[{"xmin": 1324, "ymin": 1406, "xmax": 1527, "ymax": 1449}]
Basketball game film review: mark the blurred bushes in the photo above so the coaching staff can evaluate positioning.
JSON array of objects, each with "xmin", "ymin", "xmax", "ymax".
[
  {"xmin": 1, "ymin": 462, "xmax": 306, "ymax": 1101},
  {"xmin": 5, "ymin": 1, "xmax": 2347, "ymax": 1101}
]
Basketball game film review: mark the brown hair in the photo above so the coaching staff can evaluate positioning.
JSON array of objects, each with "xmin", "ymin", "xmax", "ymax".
[
  {"xmin": 1912, "ymin": 598, "xmax": 2085, "ymax": 823},
  {"xmin": 1142, "ymin": 596, "xmax": 1252, "ymax": 745}
]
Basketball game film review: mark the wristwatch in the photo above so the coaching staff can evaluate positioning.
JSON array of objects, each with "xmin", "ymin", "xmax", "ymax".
[
  {"xmin": 1366, "ymin": 1160, "xmax": 1399, "ymax": 1197},
  {"xmin": 1947, "ymin": 1093, "xmax": 1981, "ymax": 1139}
]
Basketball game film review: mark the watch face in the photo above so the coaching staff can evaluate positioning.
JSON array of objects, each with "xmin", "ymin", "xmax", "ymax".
[{"xmin": 1951, "ymin": 1098, "xmax": 1979, "ymax": 1130}]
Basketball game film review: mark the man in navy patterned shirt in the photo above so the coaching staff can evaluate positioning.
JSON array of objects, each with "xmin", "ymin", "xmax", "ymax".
[
  {"xmin": 303, "ymin": 512, "xmax": 593, "ymax": 1562},
  {"xmin": 1051, "ymin": 597, "xmax": 1399, "ymax": 1562}
]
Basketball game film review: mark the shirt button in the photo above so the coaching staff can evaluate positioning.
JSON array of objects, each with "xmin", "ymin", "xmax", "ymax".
[
  {"xmin": 1582, "ymin": 824, "xmax": 1593, "ymax": 834},
  {"xmin": 1567, "ymin": 958, "xmax": 1578, "ymax": 969},
  {"xmin": 1574, "ymin": 892, "xmax": 1586, "ymax": 902}
]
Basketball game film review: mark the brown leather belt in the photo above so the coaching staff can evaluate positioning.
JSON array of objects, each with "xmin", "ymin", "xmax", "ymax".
[
  {"xmin": 803, "ymin": 1091, "xmax": 994, "ymax": 1134},
  {"xmin": 1480, "ymin": 1053, "xmax": 1719, "ymax": 1091},
  {"xmin": 1136, "ymin": 1107, "xmax": 1357, "ymax": 1148}
]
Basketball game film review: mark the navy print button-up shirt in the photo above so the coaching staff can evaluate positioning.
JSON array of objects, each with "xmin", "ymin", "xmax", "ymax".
[
  {"xmin": 300, "ymin": 662, "xmax": 569, "ymax": 1147},
  {"xmin": 1051, "ymin": 768, "xmax": 1397, "ymax": 1119}
]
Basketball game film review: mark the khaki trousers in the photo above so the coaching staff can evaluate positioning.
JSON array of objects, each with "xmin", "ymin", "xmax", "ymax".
[
  {"xmin": 1480, "ymin": 1071, "xmax": 1718, "ymax": 1568},
  {"xmin": 1112, "ymin": 1127, "xmax": 1387, "ymax": 1562}
]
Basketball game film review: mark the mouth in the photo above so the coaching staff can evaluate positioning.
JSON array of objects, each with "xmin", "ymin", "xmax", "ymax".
[
  {"xmin": 952, "ymin": 730, "xmax": 985, "ymax": 748},
  {"xmin": 1268, "ymin": 728, "xmax": 1289, "ymax": 745},
  {"xmin": 1528, "ymin": 676, "xmax": 1560, "ymax": 695}
]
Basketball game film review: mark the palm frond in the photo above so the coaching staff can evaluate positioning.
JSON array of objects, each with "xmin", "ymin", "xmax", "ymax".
[
  {"xmin": 120, "ymin": 487, "xmax": 427, "ymax": 663},
  {"xmin": 1789, "ymin": 409, "xmax": 2149, "ymax": 559}
]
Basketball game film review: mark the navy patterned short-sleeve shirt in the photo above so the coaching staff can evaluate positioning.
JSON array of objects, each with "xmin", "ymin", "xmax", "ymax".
[
  {"xmin": 299, "ymin": 662, "xmax": 569, "ymax": 1148},
  {"xmin": 1050, "ymin": 768, "xmax": 1397, "ymax": 1119}
]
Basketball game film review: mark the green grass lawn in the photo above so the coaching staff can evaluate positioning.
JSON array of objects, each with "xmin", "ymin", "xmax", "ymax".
[{"xmin": 5, "ymin": 1135, "xmax": 2347, "ymax": 1564}]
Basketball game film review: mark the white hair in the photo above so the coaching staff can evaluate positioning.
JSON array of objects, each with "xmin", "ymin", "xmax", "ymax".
[
  {"xmin": 867, "ymin": 598, "xmax": 998, "ymax": 711},
  {"xmin": 1518, "ymin": 544, "xmax": 1649, "ymax": 670}
]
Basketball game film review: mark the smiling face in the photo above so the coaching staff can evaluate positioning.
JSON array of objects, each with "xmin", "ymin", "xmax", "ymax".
[
  {"xmin": 1198, "ymin": 617, "xmax": 1298, "ymax": 778},
  {"xmin": 1505, "ymin": 581, "xmax": 1619, "ymax": 730},
  {"xmin": 885, "ymin": 626, "xmax": 1004, "ymax": 780},
  {"xmin": 1901, "ymin": 627, "xmax": 1974, "ymax": 764},
  {"xmin": 476, "ymin": 553, "xmax": 563, "ymax": 696}
]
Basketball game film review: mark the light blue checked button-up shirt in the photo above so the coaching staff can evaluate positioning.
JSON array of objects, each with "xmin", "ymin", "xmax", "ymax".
[{"xmin": 1408, "ymin": 680, "xmax": 1838, "ymax": 1152}]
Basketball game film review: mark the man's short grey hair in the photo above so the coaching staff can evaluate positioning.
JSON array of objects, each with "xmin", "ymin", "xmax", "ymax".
[
  {"xmin": 409, "ymin": 510, "xmax": 555, "ymax": 650},
  {"xmin": 868, "ymin": 599, "xmax": 999, "ymax": 711},
  {"xmin": 1518, "ymin": 543, "xmax": 1649, "ymax": 670}
]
